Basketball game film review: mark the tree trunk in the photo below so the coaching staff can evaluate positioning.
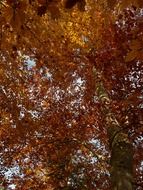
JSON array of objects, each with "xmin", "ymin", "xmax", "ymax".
[
  {"xmin": 93, "ymin": 67, "xmax": 134, "ymax": 190},
  {"xmin": 107, "ymin": 125, "xmax": 134, "ymax": 190}
]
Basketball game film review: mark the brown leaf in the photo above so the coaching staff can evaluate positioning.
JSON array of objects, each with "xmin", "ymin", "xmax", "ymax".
[
  {"xmin": 137, "ymin": 0, "xmax": 143, "ymax": 8},
  {"xmin": 65, "ymin": 0, "xmax": 79, "ymax": 9},
  {"xmin": 107, "ymin": 0, "xmax": 117, "ymax": 9},
  {"xmin": 125, "ymin": 50, "xmax": 138, "ymax": 62},
  {"xmin": 48, "ymin": 4, "xmax": 60, "ymax": 19},
  {"xmin": 130, "ymin": 39, "xmax": 142, "ymax": 51},
  {"xmin": 77, "ymin": 0, "xmax": 86, "ymax": 11},
  {"xmin": 38, "ymin": 0, "xmax": 47, "ymax": 5},
  {"xmin": 37, "ymin": 5, "xmax": 47, "ymax": 16}
]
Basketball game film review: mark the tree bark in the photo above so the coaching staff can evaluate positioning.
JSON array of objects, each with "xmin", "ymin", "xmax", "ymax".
[
  {"xmin": 107, "ymin": 125, "xmax": 134, "ymax": 190},
  {"xmin": 93, "ymin": 67, "xmax": 134, "ymax": 190}
]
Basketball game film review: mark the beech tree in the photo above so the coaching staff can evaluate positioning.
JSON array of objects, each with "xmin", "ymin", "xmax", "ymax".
[{"xmin": 0, "ymin": 0, "xmax": 143, "ymax": 190}]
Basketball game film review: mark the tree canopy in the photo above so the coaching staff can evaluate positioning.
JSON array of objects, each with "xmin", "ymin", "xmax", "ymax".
[{"xmin": 0, "ymin": 0, "xmax": 143, "ymax": 190}]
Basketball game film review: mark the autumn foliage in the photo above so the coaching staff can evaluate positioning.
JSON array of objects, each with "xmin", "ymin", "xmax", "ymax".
[{"xmin": 0, "ymin": 0, "xmax": 143, "ymax": 190}]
